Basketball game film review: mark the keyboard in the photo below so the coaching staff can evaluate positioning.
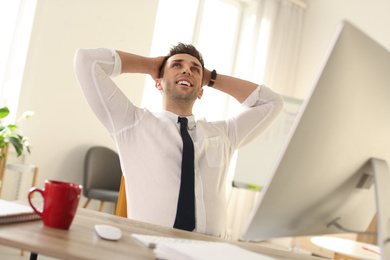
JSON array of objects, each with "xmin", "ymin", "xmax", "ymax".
[
  {"xmin": 131, "ymin": 233, "xmax": 216, "ymax": 249},
  {"xmin": 132, "ymin": 233, "xmax": 278, "ymax": 260}
]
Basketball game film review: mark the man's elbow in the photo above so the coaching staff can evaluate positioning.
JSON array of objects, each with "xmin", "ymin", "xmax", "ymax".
[{"xmin": 74, "ymin": 48, "xmax": 91, "ymax": 66}]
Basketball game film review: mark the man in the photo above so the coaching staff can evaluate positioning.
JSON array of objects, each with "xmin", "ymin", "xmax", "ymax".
[{"xmin": 74, "ymin": 43, "xmax": 284, "ymax": 239}]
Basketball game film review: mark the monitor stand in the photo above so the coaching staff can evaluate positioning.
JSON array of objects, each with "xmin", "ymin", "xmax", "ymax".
[
  {"xmin": 327, "ymin": 158, "xmax": 390, "ymax": 260},
  {"xmin": 327, "ymin": 158, "xmax": 389, "ymax": 259},
  {"xmin": 370, "ymin": 158, "xmax": 390, "ymax": 259},
  {"xmin": 325, "ymin": 158, "xmax": 390, "ymax": 259}
]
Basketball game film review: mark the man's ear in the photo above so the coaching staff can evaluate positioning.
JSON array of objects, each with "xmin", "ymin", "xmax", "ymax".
[
  {"xmin": 155, "ymin": 78, "xmax": 163, "ymax": 91},
  {"xmin": 197, "ymin": 87, "xmax": 204, "ymax": 99}
]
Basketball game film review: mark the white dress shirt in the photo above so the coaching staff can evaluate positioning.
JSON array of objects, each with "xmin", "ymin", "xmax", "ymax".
[{"xmin": 74, "ymin": 48, "xmax": 284, "ymax": 238}]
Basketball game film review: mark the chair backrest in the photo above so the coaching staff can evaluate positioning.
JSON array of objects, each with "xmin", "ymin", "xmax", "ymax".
[{"xmin": 83, "ymin": 146, "xmax": 122, "ymax": 197}]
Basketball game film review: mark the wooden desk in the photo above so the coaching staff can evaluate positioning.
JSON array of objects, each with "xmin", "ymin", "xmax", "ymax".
[{"xmin": 0, "ymin": 207, "xmax": 322, "ymax": 260}]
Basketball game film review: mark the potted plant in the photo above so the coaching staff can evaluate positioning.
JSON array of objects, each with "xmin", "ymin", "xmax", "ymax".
[
  {"xmin": 0, "ymin": 106, "xmax": 33, "ymax": 158},
  {"xmin": 0, "ymin": 106, "xmax": 34, "ymax": 197}
]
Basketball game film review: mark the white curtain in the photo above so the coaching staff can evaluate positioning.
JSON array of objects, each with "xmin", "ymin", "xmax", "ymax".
[
  {"xmin": 0, "ymin": 0, "xmax": 37, "ymax": 122},
  {"xmin": 262, "ymin": 0, "xmax": 305, "ymax": 96},
  {"xmin": 227, "ymin": 0, "xmax": 305, "ymax": 240}
]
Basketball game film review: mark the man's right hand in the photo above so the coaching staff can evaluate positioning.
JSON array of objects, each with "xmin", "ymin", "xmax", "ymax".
[{"xmin": 151, "ymin": 56, "xmax": 166, "ymax": 81}]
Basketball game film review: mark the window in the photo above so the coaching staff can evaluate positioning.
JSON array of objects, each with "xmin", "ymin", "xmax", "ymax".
[
  {"xmin": 0, "ymin": 0, "xmax": 37, "ymax": 123},
  {"xmin": 142, "ymin": 0, "xmax": 270, "ymax": 184},
  {"xmin": 141, "ymin": 0, "xmax": 267, "ymax": 121}
]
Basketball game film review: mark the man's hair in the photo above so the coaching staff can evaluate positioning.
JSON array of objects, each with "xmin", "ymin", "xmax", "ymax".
[{"xmin": 158, "ymin": 43, "xmax": 205, "ymax": 78}]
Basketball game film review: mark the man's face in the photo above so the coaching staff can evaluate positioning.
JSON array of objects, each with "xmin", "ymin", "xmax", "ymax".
[{"xmin": 156, "ymin": 54, "xmax": 203, "ymax": 102}]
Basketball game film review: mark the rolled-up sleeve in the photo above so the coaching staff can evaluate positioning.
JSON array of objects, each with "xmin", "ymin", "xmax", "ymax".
[
  {"xmin": 74, "ymin": 48, "xmax": 138, "ymax": 136},
  {"xmin": 229, "ymin": 84, "xmax": 284, "ymax": 149}
]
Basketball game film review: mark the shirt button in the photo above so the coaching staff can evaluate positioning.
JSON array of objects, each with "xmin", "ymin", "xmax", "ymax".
[
  {"xmin": 199, "ymin": 221, "xmax": 204, "ymax": 227},
  {"xmin": 196, "ymin": 194, "xmax": 201, "ymax": 200}
]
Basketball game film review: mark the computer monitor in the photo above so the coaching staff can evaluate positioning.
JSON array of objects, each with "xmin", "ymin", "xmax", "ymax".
[{"xmin": 241, "ymin": 21, "xmax": 390, "ymax": 258}]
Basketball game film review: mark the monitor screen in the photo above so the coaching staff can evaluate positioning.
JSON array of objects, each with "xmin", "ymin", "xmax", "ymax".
[{"xmin": 241, "ymin": 21, "xmax": 390, "ymax": 256}]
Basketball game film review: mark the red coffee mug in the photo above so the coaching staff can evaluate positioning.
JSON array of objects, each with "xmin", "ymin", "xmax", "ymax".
[{"xmin": 28, "ymin": 180, "xmax": 83, "ymax": 230}]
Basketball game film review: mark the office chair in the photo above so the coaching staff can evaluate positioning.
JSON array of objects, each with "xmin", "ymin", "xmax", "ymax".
[
  {"xmin": 83, "ymin": 146, "xmax": 122, "ymax": 212},
  {"xmin": 115, "ymin": 175, "xmax": 127, "ymax": 218}
]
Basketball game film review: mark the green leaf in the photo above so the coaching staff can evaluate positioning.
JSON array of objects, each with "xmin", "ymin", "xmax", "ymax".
[
  {"xmin": 22, "ymin": 111, "xmax": 35, "ymax": 119},
  {"xmin": 7, "ymin": 124, "xmax": 17, "ymax": 130},
  {"xmin": 0, "ymin": 107, "xmax": 9, "ymax": 119},
  {"xmin": 8, "ymin": 136, "xmax": 24, "ymax": 157}
]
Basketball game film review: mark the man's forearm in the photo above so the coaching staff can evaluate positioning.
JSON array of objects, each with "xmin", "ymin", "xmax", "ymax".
[
  {"xmin": 203, "ymin": 68, "xmax": 258, "ymax": 104},
  {"xmin": 116, "ymin": 50, "xmax": 160, "ymax": 79}
]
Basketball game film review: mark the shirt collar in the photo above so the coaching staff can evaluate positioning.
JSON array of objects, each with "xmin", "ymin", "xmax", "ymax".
[{"xmin": 159, "ymin": 110, "xmax": 196, "ymax": 130}]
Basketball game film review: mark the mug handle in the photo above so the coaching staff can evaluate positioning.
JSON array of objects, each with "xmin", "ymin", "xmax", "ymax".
[{"xmin": 28, "ymin": 187, "xmax": 44, "ymax": 217}]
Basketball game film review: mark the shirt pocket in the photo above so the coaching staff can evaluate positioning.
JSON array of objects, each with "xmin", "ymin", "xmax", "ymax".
[{"xmin": 204, "ymin": 136, "xmax": 225, "ymax": 167}]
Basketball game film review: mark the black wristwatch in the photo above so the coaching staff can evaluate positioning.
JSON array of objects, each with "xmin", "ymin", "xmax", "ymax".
[{"xmin": 208, "ymin": 69, "xmax": 217, "ymax": 87}]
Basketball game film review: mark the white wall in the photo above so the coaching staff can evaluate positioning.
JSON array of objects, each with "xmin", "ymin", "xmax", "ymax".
[
  {"xmin": 15, "ymin": 0, "xmax": 159, "ymax": 210},
  {"xmin": 296, "ymin": 0, "xmax": 390, "ymax": 98}
]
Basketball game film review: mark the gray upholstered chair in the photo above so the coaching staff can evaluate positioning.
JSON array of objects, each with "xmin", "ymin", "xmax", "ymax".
[{"xmin": 83, "ymin": 146, "xmax": 122, "ymax": 212}]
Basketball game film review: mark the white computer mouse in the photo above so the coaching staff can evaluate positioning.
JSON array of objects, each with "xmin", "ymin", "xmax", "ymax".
[{"xmin": 94, "ymin": 224, "xmax": 122, "ymax": 241}]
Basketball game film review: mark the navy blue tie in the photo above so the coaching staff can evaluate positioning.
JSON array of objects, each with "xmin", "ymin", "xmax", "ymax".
[{"xmin": 174, "ymin": 117, "xmax": 195, "ymax": 231}]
